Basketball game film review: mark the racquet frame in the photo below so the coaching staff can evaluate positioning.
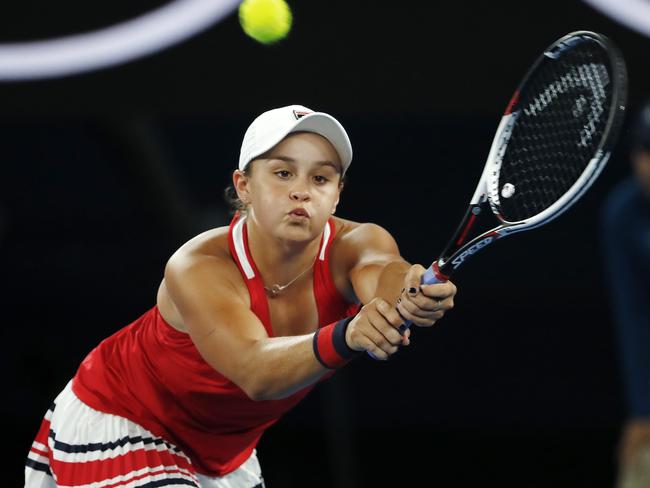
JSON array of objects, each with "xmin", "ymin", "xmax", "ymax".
[{"xmin": 432, "ymin": 31, "xmax": 627, "ymax": 279}]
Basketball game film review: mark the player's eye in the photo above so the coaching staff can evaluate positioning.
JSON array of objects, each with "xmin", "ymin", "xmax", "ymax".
[
  {"xmin": 313, "ymin": 175, "xmax": 329, "ymax": 184},
  {"xmin": 275, "ymin": 170, "xmax": 292, "ymax": 179}
]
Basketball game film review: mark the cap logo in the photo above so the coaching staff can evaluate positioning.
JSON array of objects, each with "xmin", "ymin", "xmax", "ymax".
[{"xmin": 293, "ymin": 110, "xmax": 311, "ymax": 120}]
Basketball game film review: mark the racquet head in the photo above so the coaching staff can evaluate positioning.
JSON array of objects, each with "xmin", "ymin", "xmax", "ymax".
[
  {"xmin": 487, "ymin": 30, "xmax": 627, "ymax": 228},
  {"xmin": 434, "ymin": 31, "xmax": 627, "ymax": 277}
]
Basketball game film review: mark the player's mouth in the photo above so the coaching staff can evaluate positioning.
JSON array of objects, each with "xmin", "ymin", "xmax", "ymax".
[{"xmin": 288, "ymin": 207, "xmax": 310, "ymax": 219}]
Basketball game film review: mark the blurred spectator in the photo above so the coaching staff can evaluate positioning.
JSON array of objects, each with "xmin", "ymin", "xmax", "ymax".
[{"xmin": 602, "ymin": 100, "xmax": 650, "ymax": 488}]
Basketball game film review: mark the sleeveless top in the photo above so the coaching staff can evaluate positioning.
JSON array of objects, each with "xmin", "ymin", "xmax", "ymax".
[{"xmin": 72, "ymin": 214, "xmax": 360, "ymax": 476}]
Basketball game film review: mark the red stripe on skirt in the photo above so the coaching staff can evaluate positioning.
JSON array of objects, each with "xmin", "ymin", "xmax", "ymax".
[
  {"xmin": 30, "ymin": 445, "xmax": 49, "ymax": 457},
  {"xmin": 33, "ymin": 417, "xmax": 51, "ymax": 447},
  {"xmin": 51, "ymin": 444, "xmax": 196, "ymax": 486},
  {"xmin": 101, "ymin": 467, "xmax": 196, "ymax": 488}
]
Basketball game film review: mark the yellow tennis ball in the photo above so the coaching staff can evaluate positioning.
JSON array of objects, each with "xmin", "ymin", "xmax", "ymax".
[{"xmin": 239, "ymin": 0, "xmax": 292, "ymax": 45}]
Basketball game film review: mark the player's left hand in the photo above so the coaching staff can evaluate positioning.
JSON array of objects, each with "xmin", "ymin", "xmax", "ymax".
[{"xmin": 396, "ymin": 264, "xmax": 456, "ymax": 327}]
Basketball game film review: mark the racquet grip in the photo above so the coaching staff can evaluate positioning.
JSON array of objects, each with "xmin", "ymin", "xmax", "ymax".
[
  {"xmin": 421, "ymin": 265, "xmax": 446, "ymax": 285},
  {"xmin": 368, "ymin": 262, "xmax": 448, "ymax": 359},
  {"xmin": 397, "ymin": 263, "xmax": 448, "ymax": 333}
]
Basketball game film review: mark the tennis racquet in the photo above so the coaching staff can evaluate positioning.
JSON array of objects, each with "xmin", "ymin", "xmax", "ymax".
[{"xmin": 403, "ymin": 31, "xmax": 627, "ymax": 329}]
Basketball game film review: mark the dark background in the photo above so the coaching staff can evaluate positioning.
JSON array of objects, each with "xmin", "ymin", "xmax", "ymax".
[{"xmin": 3, "ymin": 0, "xmax": 647, "ymax": 486}]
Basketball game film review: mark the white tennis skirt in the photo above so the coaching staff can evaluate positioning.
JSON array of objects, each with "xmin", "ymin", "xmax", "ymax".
[{"xmin": 25, "ymin": 381, "xmax": 265, "ymax": 488}]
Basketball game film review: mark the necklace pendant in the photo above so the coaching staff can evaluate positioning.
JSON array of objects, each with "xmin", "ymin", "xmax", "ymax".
[{"xmin": 267, "ymin": 283, "xmax": 284, "ymax": 298}]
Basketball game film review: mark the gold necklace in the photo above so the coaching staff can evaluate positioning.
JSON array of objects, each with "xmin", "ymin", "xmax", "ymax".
[{"xmin": 263, "ymin": 256, "xmax": 317, "ymax": 298}]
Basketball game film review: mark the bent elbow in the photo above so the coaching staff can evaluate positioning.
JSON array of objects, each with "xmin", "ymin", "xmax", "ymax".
[
  {"xmin": 241, "ymin": 378, "xmax": 272, "ymax": 402},
  {"xmin": 244, "ymin": 386, "xmax": 267, "ymax": 402},
  {"xmin": 242, "ymin": 381, "xmax": 288, "ymax": 402}
]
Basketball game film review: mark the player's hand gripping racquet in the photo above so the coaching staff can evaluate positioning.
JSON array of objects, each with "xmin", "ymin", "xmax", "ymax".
[{"xmin": 400, "ymin": 31, "xmax": 627, "ymax": 332}]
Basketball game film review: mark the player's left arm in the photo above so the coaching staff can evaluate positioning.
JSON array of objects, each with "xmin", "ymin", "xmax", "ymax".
[{"xmin": 337, "ymin": 222, "xmax": 457, "ymax": 328}]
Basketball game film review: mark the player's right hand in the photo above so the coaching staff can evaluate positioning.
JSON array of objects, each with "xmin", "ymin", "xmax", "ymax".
[{"xmin": 345, "ymin": 298, "xmax": 408, "ymax": 360}]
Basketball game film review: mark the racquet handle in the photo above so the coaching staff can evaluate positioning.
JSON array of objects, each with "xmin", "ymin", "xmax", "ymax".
[
  {"xmin": 421, "ymin": 264, "xmax": 447, "ymax": 285},
  {"xmin": 368, "ymin": 262, "xmax": 449, "ymax": 359},
  {"xmin": 397, "ymin": 262, "xmax": 448, "ymax": 333}
]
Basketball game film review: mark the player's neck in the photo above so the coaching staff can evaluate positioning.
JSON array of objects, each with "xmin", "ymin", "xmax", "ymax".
[{"xmin": 245, "ymin": 218, "xmax": 321, "ymax": 287}]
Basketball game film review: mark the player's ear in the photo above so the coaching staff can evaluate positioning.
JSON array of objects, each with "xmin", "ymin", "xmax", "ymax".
[
  {"xmin": 332, "ymin": 195, "xmax": 340, "ymax": 215},
  {"xmin": 332, "ymin": 176, "xmax": 344, "ymax": 214},
  {"xmin": 233, "ymin": 169, "xmax": 251, "ymax": 205}
]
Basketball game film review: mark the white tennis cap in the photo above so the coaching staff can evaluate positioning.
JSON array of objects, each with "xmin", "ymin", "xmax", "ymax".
[{"xmin": 238, "ymin": 104, "xmax": 353, "ymax": 174}]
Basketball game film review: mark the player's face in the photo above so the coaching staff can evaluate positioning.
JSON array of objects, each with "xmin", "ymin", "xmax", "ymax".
[
  {"xmin": 632, "ymin": 149, "xmax": 650, "ymax": 198},
  {"xmin": 236, "ymin": 132, "xmax": 343, "ymax": 243}
]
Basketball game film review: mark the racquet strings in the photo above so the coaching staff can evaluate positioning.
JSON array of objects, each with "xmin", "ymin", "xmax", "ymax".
[{"xmin": 497, "ymin": 40, "xmax": 615, "ymax": 223}]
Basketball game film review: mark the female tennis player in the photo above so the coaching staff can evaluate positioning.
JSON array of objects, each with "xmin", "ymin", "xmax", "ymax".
[{"xmin": 25, "ymin": 105, "xmax": 457, "ymax": 488}]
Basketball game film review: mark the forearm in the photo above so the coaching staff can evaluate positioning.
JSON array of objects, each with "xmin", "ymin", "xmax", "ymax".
[
  {"xmin": 205, "ymin": 319, "xmax": 355, "ymax": 402},
  {"xmin": 376, "ymin": 260, "xmax": 412, "ymax": 302},
  {"xmin": 243, "ymin": 333, "xmax": 328, "ymax": 401},
  {"xmin": 353, "ymin": 259, "xmax": 411, "ymax": 305}
]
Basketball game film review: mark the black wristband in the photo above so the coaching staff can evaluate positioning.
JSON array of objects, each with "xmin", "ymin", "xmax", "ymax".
[
  {"xmin": 332, "ymin": 316, "xmax": 359, "ymax": 360},
  {"xmin": 313, "ymin": 316, "xmax": 360, "ymax": 369}
]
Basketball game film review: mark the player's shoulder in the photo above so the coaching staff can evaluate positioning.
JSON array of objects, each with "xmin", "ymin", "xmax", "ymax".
[
  {"xmin": 332, "ymin": 217, "xmax": 398, "ymax": 255},
  {"xmin": 333, "ymin": 217, "xmax": 391, "ymax": 240},
  {"xmin": 160, "ymin": 224, "xmax": 251, "ymax": 331},
  {"xmin": 165, "ymin": 224, "xmax": 240, "ymax": 281}
]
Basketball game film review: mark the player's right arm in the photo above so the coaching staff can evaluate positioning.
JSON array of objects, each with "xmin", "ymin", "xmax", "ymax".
[{"xmin": 164, "ymin": 251, "xmax": 404, "ymax": 401}]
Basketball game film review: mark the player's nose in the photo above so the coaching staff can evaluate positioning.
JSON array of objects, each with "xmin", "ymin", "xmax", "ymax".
[
  {"xmin": 289, "ymin": 177, "xmax": 311, "ymax": 201},
  {"xmin": 290, "ymin": 189, "xmax": 310, "ymax": 201}
]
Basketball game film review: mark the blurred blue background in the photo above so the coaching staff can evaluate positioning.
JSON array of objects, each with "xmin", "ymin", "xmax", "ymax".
[{"xmin": 3, "ymin": 1, "xmax": 648, "ymax": 485}]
